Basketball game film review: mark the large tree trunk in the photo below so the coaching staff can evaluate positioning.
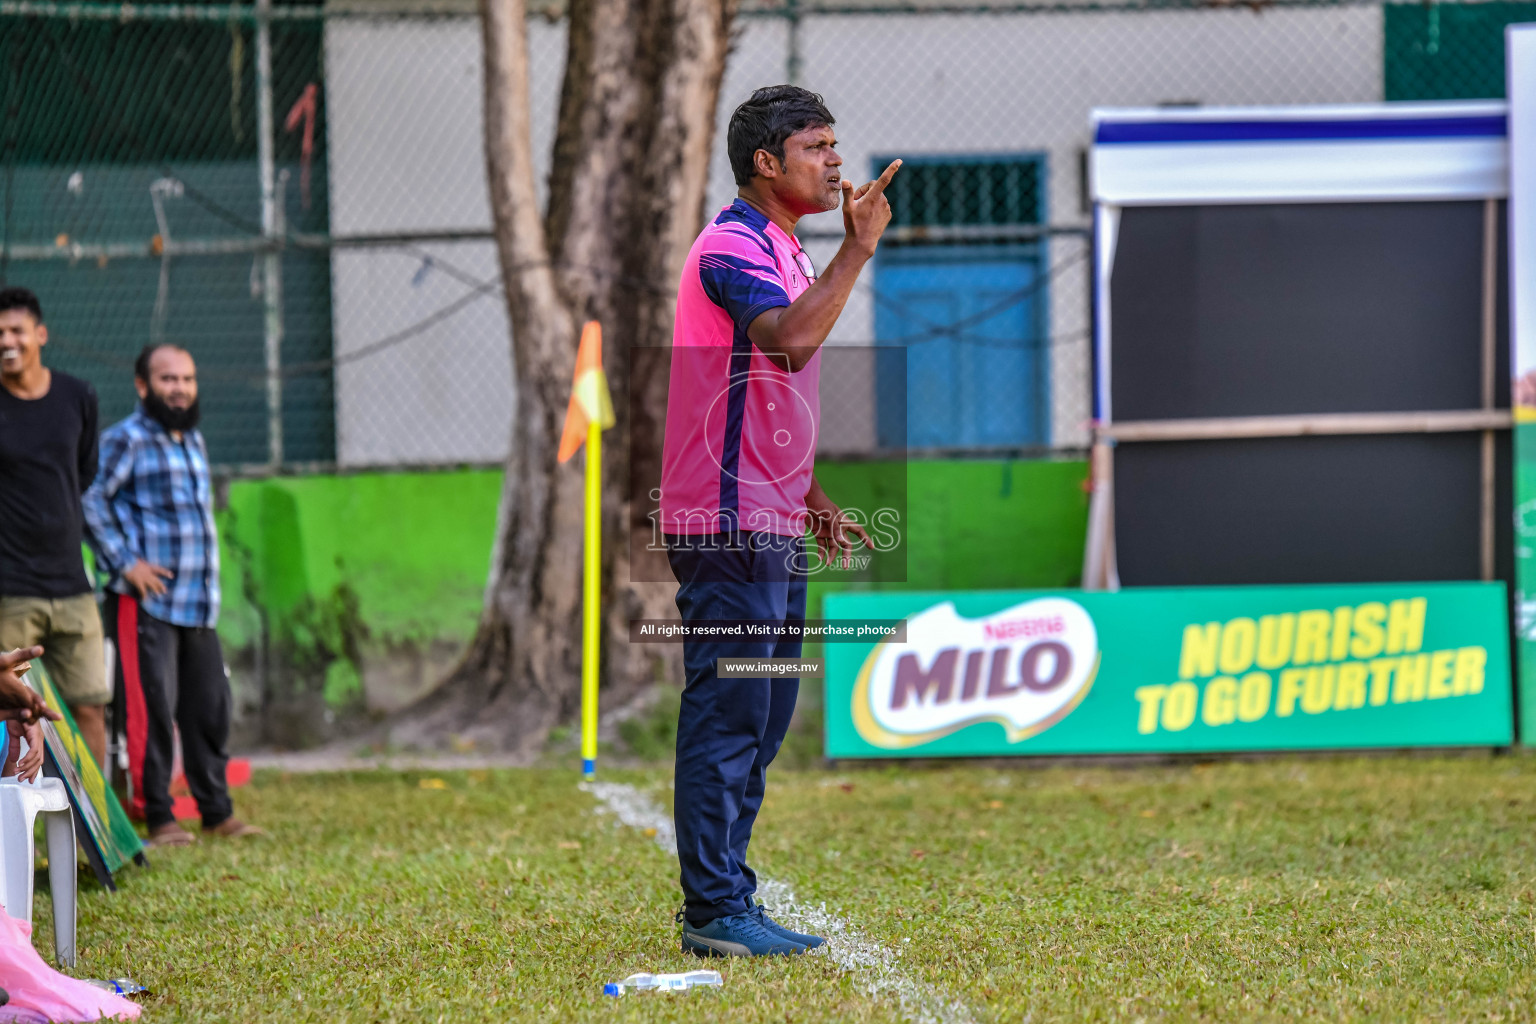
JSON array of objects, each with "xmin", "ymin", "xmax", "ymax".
[{"xmin": 394, "ymin": 0, "xmax": 734, "ymax": 755}]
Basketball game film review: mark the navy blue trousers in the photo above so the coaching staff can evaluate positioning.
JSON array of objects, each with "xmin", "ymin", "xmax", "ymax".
[{"xmin": 666, "ymin": 531, "xmax": 808, "ymax": 926}]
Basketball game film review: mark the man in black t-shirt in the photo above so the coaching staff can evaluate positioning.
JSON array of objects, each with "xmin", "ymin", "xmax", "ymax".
[{"xmin": 0, "ymin": 287, "xmax": 110, "ymax": 770}]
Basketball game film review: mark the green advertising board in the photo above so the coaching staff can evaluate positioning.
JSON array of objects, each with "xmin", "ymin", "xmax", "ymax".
[{"xmin": 824, "ymin": 583, "xmax": 1512, "ymax": 758}]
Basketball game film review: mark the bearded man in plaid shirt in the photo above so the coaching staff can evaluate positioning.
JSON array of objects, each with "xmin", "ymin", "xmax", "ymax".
[{"xmin": 83, "ymin": 343, "xmax": 262, "ymax": 848}]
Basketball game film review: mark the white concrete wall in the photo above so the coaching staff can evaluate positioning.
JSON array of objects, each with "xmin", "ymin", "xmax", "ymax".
[
  {"xmin": 324, "ymin": 17, "xmax": 564, "ymax": 466},
  {"xmin": 325, "ymin": 6, "xmax": 1382, "ymax": 462}
]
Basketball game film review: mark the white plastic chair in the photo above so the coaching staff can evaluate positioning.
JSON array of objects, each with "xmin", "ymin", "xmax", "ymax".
[{"xmin": 0, "ymin": 777, "xmax": 77, "ymax": 967}]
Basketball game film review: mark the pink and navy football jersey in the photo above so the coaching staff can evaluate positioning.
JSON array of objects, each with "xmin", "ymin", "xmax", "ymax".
[{"xmin": 661, "ymin": 199, "xmax": 821, "ymax": 537}]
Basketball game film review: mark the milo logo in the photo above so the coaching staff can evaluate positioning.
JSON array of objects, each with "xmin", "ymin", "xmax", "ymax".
[{"xmin": 851, "ymin": 597, "xmax": 1100, "ymax": 749}]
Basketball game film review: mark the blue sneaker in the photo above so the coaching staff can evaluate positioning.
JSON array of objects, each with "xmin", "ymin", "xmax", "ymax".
[
  {"xmin": 678, "ymin": 908, "xmax": 808, "ymax": 957},
  {"xmin": 746, "ymin": 895, "xmax": 826, "ymax": 950}
]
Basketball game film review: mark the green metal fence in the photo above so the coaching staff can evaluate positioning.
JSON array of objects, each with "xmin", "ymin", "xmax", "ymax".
[
  {"xmin": 1386, "ymin": 1, "xmax": 1536, "ymax": 100},
  {"xmin": 1, "ymin": 6, "xmax": 331, "ymax": 467}
]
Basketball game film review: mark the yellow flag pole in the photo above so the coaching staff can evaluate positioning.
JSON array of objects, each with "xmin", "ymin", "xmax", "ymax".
[{"xmin": 581, "ymin": 418, "xmax": 601, "ymax": 779}]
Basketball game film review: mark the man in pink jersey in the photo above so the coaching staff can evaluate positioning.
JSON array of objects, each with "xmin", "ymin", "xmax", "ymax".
[{"xmin": 661, "ymin": 84, "xmax": 900, "ymax": 958}]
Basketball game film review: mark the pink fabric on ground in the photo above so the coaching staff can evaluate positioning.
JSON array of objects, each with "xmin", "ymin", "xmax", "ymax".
[{"xmin": 0, "ymin": 912, "xmax": 139, "ymax": 1022}]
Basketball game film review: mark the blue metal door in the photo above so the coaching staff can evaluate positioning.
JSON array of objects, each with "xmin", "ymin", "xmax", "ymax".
[{"xmin": 875, "ymin": 244, "xmax": 1047, "ymax": 449}]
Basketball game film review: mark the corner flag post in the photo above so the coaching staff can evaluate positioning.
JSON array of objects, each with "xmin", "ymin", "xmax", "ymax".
[
  {"xmin": 558, "ymin": 321, "xmax": 615, "ymax": 780},
  {"xmin": 582, "ymin": 417, "xmax": 601, "ymax": 779}
]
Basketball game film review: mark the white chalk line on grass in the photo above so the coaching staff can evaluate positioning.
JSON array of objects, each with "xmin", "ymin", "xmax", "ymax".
[{"xmin": 580, "ymin": 781, "xmax": 975, "ymax": 1024}]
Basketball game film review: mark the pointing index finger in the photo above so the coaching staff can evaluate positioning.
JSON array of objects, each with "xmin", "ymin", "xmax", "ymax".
[
  {"xmin": 865, "ymin": 158, "xmax": 903, "ymax": 199},
  {"xmin": 0, "ymin": 647, "xmax": 42, "ymax": 670}
]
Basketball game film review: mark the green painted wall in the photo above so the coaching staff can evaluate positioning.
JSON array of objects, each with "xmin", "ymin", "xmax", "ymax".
[
  {"xmin": 217, "ymin": 469, "xmax": 503, "ymax": 743},
  {"xmin": 806, "ymin": 457, "xmax": 1090, "ymax": 618},
  {"xmin": 216, "ymin": 459, "xmax": 1088, "ymax": 743}
]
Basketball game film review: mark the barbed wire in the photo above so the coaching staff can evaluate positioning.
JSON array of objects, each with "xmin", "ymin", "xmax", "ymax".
[{"xmin": 50, "ymin": 290, "xmax": 1092, "ymax": 387}]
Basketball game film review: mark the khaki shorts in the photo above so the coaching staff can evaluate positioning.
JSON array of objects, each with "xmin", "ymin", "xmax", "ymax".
[{"xmin": 0, "ymin": 594, "xmax": 111, "ymax": 706}]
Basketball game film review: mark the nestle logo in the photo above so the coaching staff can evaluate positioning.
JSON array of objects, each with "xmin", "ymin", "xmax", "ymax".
[
  {"xmin": 852, "ymin": 597, "xmax": 1101, "ymax": 748},
  {"xmin": 982, "ymin": 616, "xmax": 1065, "ymax": 642}
]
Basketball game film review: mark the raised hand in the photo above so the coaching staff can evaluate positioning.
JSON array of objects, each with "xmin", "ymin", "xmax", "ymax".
[
  {"xmin": 805, "ymin": 486, "xmax": 874, "ymax": 571},
  {"xmin": 841, "ymin": 158, "xmax": 902, "ymax": 259},
  {"xmin": 0, "ymin": 647, "xmax": 53, "ymax": 721},
  {"xmin": 7, "ymin": 719, "xmax": 44, "ymax": 782}
]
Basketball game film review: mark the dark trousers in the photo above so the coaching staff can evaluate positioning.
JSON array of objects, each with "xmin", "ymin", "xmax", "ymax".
[
  {"xmin": 666, "ymin": 531, "xmax": 807, "ymax": 926},
  {"xmin": 106, "ymin": 593, "xmax": 233, "ymax": 830}
]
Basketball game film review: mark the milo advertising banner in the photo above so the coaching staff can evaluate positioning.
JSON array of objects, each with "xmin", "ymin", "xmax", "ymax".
[{"xmin": 824, "ymin": 583, "xmax": 1512, "ymax": 758}]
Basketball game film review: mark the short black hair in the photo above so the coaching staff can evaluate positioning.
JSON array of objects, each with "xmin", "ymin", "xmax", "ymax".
[
  {"xmin": 134, "ymin": 343, "xmax": 190, "ymax": 381},
  {"xmin": 0, "ymin": 287, "xmax": 43, "ymax": 324},
  {"xmin": 727, "ymin": 85, "xmax": 836, "ymax": 187}
]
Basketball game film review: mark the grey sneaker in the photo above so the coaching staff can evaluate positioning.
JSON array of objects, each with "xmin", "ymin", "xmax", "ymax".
[
  {"xmin": 678, "ymin": 908, "xmax": 808, "ymax": 957},
  {"xmin": 746, "ymin": 895, "xmax": 825, "ymax": 950}
]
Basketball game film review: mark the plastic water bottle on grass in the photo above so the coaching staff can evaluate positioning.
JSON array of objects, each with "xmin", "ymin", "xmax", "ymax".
[
  {"xmin": 82, "ymin": 979, "xmax": 149, "ymax": 996},
  {"xmin": 603, "ymin": 970, "xmax": 723, "ymax": 996}
]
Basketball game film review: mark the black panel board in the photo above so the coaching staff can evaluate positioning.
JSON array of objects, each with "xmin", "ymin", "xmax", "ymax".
[
  {"xmin": 1109, "ymin": 200, "xmax": 1511, "ymax": 589},
  {"xmin": 1110, "ymin": 202, "xmax": 1488, "ymax": 420},
  {"xmin": 1115, "ymin": 432, "xmax": 1513, "ymax": 586}
]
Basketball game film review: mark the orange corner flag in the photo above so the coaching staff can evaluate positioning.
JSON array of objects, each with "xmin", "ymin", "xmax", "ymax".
[{"xmin": 558, "ymin": 321, "xmax": 616, "ymax": 463}]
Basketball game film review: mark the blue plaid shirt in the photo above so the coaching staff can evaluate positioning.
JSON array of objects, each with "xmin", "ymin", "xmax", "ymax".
[{"xmin": 82, "ymin": 407, "xmax": 220, "ymax": 628}]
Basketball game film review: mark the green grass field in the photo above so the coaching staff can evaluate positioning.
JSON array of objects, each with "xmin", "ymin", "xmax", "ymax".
[{"xmin": 38, "ymin": 756, "xmax": 1536, "ymax": 1023}]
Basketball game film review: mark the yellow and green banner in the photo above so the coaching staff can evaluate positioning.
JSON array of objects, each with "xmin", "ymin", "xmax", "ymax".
[
  {"xmin": 825, "ymin": 583, "xmax": 1512, "ymax": 758},
  {"xmin": 28, "ymin": 661, "xmax": 144, "ymax": 885}
]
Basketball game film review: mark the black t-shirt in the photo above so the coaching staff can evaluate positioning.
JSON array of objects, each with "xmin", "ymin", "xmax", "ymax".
[{"xmin": 0, "ymin": 370, "xmax": 99, "ymax": 597}]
